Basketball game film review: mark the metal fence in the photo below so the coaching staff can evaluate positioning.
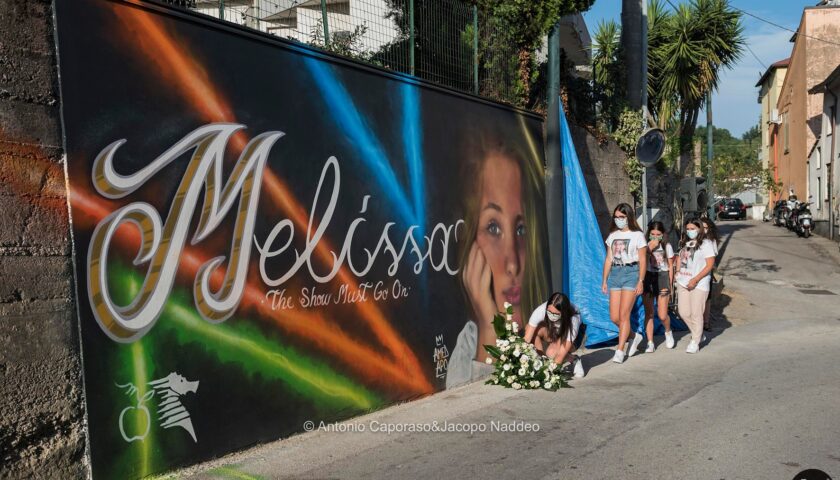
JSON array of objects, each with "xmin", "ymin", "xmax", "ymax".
[{"xmin": 186, "ymin": 0, "xmax": 521, "ymax": 105}]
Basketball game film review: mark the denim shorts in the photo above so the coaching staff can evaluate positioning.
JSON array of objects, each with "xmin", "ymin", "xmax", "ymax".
[{"xmin": 607, "ymin": 264, "xmax": 640, "ymax": 291}]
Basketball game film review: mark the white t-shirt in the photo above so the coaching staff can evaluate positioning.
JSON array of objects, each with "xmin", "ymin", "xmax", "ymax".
[
  {"xmin": 676, "ymin": 239, "xmax": 717, "ymax": 291},
  {"xmin": 647, "ymin": 242, "xmax": 675, "ymax": 272},
  {"xmin": 527, "ymin": 302, "xmax": 581, "ymax": 342},
  {"xmin": 605, "ymin": 230, "xmax": 647, "ymax": 265}
]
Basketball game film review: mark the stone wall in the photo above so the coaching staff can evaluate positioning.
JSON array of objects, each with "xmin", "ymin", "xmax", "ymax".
[
  {"xmin": 569, "ymin": 124, "xmax": 636, "ymax": 238},
  {"xmin": 0, "ymin": 0, "xmax": 87, "ymax": 477}
]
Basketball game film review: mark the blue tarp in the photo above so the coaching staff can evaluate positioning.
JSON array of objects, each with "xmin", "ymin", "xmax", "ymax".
[{"xmin": 557, "ymin": 102, "xmax": 685, "ymax": 347}]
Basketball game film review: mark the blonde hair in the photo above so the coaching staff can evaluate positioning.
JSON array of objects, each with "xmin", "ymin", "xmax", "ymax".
[{"xmin": 456, "ymin": 118, "xmax": 549, "ymax": 321}]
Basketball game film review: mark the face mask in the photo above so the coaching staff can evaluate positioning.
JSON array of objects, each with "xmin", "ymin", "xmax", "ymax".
[
  {"xmin": 686, "ymin": 230, "xmax": 699, "ymax": 240},
  {"xmin": 650, "ymin": 234, "xmax": 663, "ymax": 241},
  {"xmin": 614, "ymin": 217, "xmax": 628, "ymax": 229},
  {"xmin": 546, "ymin": 311, "xmax": 561, "ymax": 323}
]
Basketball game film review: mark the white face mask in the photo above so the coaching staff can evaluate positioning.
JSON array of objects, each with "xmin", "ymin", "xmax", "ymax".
[
  {"xmin": 614, "ymin": 217, "xmax": 628, "ymax": 229},
  {"xmin": 546, "ymin": 311, "xmax": 561, "ymax": 323},
  {"xmin": 686, "ymin": 229, "xmax": 699, "ymax": 240}
]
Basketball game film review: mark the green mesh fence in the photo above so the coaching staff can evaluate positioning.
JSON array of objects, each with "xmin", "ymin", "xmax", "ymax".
[{"xmin": 189, "ymin": 0, "xmax": 521, "ymax": 106}]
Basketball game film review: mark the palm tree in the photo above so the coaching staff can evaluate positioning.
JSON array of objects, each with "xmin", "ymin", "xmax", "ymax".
[
  {"xmin": 592, "ymin": 19, "xmax": 623, "ymax": 130},
  {"xmin": 647, "ymin": 0, "xmax": 744, "ymax": 177}
]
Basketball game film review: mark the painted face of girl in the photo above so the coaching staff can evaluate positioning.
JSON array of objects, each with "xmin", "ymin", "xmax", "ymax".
[
  {"xmin": 649, "ymin": 229, "xmax": 664, "ymax": 241},
  {"xmin": 476, "ymin": 153, "xmax": 526, "ymax": 324}
]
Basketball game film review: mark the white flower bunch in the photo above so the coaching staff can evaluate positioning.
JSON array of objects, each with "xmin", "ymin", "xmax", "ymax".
[{"xmin": 483, "ymin": 304, "xmax": 570, "ymax": 391}]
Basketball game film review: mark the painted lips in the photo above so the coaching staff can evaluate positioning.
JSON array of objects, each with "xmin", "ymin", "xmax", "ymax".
[{"xmin": 503, "ymin": 286, "xmax": 521, "ymax": 306}]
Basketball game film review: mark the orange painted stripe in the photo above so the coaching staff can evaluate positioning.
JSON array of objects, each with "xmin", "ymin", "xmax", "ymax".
[{"xmin": 71, "ymin": 189, "xmax": 432, "ymax": 395}]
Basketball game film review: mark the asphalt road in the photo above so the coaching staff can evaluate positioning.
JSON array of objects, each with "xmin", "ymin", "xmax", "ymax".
[{"xmin": 185, "ymin": 220, "xmax": 840, "ymax": 480}]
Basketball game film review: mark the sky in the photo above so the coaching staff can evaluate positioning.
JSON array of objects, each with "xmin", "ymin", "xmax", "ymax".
[{"xmin": 581, "ymin": 0, "xmax": 819, "ymax": 138}]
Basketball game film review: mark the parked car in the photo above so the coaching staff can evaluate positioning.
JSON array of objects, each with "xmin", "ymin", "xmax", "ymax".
[{"xmin": 717, "ymin": 198, "xmax": 747, "ymax": 220}]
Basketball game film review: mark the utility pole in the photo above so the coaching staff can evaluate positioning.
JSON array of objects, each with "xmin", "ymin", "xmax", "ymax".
[
  {"xmin": 640, "ymin": 0, "xmax": 649, "ymax": 228},
  {"xmin": 706, "ymin": 94, "xmax": 714, "ymax": 217},
  {"xmin": 545, "ymin": 23, "xmax": 563, "ymax": 293}
]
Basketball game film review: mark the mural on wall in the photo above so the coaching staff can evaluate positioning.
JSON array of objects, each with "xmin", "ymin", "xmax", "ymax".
[{"xmin": 54, "ymin": 0, "xmax": 548, "ymax": 477}]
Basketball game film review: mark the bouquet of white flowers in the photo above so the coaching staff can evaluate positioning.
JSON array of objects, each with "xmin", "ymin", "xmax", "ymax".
[{"xmin": 483, "ymin": 303, "xmax": 571, "ymax": 391}]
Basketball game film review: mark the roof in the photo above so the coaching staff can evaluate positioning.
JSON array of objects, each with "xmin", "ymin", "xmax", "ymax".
[
  {"xmin": 809, "ymin": 64, "xmax": 840, "ymax": 94},
  {"xmin": 755, "ymin": 58, "xmax": 790, "ymax": 87}
]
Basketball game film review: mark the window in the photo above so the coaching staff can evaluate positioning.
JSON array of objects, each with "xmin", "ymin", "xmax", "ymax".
[
  {"xmin": 784, "ymin": 113, "xmax": 790, "ymax": 153},
  {"xmin": 817, "ymin": 177, "xmax": 821, "ymax": 210},
  {"xmin": 817, "ymin": 146, "xmax": 822, "ymax": 170}
]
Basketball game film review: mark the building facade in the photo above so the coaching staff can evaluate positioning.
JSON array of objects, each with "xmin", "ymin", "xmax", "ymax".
[
  {"xmin": 774, "ymin": 4, "xmax": 840, "ymax": 205},
  {"xmin": 756, "ymin": 58, "xmax": 788, "ymax": 208},
  {"xmin": 808, "ymin": 65, "xmax": 840, "ymax": 241}
]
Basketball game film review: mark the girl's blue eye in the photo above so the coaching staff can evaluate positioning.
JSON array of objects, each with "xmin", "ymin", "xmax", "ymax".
[
  {"xmin": 487, "ymin": 221, "xmax": 501, "ymax": 236},
  {"xmin": 516, "ymin": 224, "xmax": 526, "ymax": 236}
]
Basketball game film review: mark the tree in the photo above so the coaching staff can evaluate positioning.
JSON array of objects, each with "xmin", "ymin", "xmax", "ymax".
[
  {"xmin": 647, "ymin": 0, "xmax": 744, "ymax": 179},
  {"xmin": 592, "ymin": 20, "xmax": 625, "ymax": 131},
  {"xmin": 471, "ymin": 0, "xmax": 594, "ymax": 106}
]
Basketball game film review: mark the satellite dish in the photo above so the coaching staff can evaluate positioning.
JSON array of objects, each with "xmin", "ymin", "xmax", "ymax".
[{"xmin": 635, "ymin": 128, "xmax": 666, "ymax": 168}]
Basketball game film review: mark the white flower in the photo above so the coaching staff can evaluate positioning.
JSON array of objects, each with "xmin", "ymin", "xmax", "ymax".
[
  {"xmin": 501, "ymin": 345, "xmax": 509, "ymax": 352},
  {"xmin": 500, "ymin": 354, "xmax": 507, "ymax": 361},
  {"xmin": 512, "ymin": 382, "xmax": 521, "ymax": 390},
  {"xmin": 512, "ymin": 322, "xmax": 519, "ymax": 333},
  {"xmin": 506, "ymin": 314, "xmax": 513, "ymax": 322},
  {"xmin": 548, "ymin": 361, "xmax": 558, "ymax": 371},
  {"xmin": 485, "ymin": 357, "xmax": 493, "ymax": 365},
  {"xmin": 503, "ymin": 301, "xmax": 512, "ymax": 310},
  {"xmin": 506, "ymin": 376, "xmax": 514, "ymax": 384},
  {"xmin": 503, "ymin": 364, "xmax": 511, "ymax": 371},
  {"xmin": 518, "ymin": 368, "xmax": 526, "ymax": 376},
  {"xmin": 519, "ymin": 355, "xmax": 528, "ymax": 364},
  {"xmin": 513, "ymin": 349, "xmax": 521, "ymax": 357},
  {"xmin": 505, "ymin": 322, "xmax": 512, "ymax": 331},
  {"xmin": 533, "ymin": 359, "xmax": 544, "ymax": 370},
  {"xmin": 496, "ymin": 339, "xmax": 504, "ymax": 347},
  {"xmin": 544, "ymin": 382, "xmax": 551, "ymax": 389}
]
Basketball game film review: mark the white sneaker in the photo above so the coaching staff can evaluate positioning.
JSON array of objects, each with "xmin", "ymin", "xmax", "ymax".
[
  {"xmin": 665, "ymin": 331, "xmax": 675, "ymax": 349},
  {"xmin": 628, "ymin": 333, "xmax": 644, "ymax": 357},
  {"xmin": 686, "ymin": 340, "xmax": 699, "ymax": 354},
  {"xmin": 573, "ymin": 358, "xmax": 585, "ymax": 378},
  {"xmin": 612, "ymin": 349, "xmax": 626, "ymax": 364},
  {"xmin": 644, "ymin": 342, "xmax": 655, "ymax": 353}
]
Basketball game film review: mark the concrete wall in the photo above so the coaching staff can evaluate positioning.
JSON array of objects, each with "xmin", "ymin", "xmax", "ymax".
[
  {"xmin": 569, "ymin": 124, "xmax": 636, "ymax": 238},
  {"xmin": 0, "ymin": 0, "xmax": 87, "ymax": 478}
]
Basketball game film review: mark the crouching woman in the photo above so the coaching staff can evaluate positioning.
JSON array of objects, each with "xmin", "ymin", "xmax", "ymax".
[{"xmin": 523, "ymin": 292, "xmax": 586, "ymax": 378}]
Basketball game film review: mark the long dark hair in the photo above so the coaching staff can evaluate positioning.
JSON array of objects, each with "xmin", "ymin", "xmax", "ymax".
[
  {"xmin": 679, "ymin": 218, "xmax": 707, "ymax": 248},
  {"xmin": 608, "ymin": 203, "xmax": 642, "ymax": 233},
  {"xmin": 645, "ymin": 220, "xmax": 667, "ymax": 240},
  {"xmin": 700, "ymin": 217, "xmax": 720, "ymax": 244},
  {"xmin": 543, "ymin": 292, "xmax": 577, "ymax": 343}
]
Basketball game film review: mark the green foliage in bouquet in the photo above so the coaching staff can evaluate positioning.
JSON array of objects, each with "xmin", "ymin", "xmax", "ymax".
[{"xmin": 483, "ymin": 303, "xmax": 571, "ymax": 391}]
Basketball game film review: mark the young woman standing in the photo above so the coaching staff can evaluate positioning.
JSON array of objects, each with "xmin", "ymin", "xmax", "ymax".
[
  {"xmin": 700, "ymin": 217, "xmax": 721, "ymax": 331},
  {"xmin": 601, "ymin": 203, "xmax": 647, "ymax": 363},
  {"xmin": 675, "ymin": 218, "xmax": 717, "ymax": 353},
  {"xmin": 638, "ymin": 221, "xmax": 675, "ymax": 353}
]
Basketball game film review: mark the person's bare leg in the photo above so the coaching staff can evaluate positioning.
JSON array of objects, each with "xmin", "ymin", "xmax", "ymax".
[
  {"xmin": 609, "ymin": 290, "xmax": 622, "ymax": 327},
  {"xmin": 617, "ymin": 290, "xmax": 636, "ymax": 352},
  {"xmin": 643, "ymin": 293, "xmax": 655, "ymax": 343},
  {"xmin": 658, "ymin": 291, "xmax": 671, "ymax": 332}
]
